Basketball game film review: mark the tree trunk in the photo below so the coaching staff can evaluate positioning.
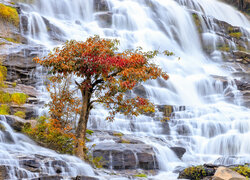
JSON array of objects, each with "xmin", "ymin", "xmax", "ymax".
[{"xmin": 74, "ymin": 87, "xmax": 91, "ymax": 159}]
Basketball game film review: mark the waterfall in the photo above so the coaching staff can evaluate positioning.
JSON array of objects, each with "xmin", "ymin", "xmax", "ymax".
[
  {"xmin": 0, "ymin": 115, "xmax": 95, "ymax": 179},
  {"xmin": 2, "ymin": 0, "xmax": 249, "ymax": 179}
]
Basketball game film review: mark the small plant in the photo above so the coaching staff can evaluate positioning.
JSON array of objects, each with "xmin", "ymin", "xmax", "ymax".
[
  {"xmin": 23, "ymin": 116, "xmax": 75, "ymax": 154},
  {"xmin": 11, "ymin": 93, "xmax": 28, "ymax": 105},
  {"xmin": 3, "ymin": 37, "xmax": 20, "ymax": 44},
  {"xmin": 180, "ymin": 165, "xmax": 207, "ymax": 180},
  {"xmin": 113, "ymin": 132, "xmax": 123, "ymax": 137},
  {"xmin": 0, "ymin": 3, "xmax": 19, "ymax": 26},
  {"xmin": 0, "ymin": 123, "xmax": 6, "ymax": 131},
  {"xmin": 232, "ymin": 165, "xmax": 250, "ymax": 178},
  {"xmin": 14, "ymin": 111, "xmax": 26, "ymax": 119},
  {"xmin": 12, "ymin": 82, "xmax": 17, "ymax": 88},
  {"xmin": 0, "ymin": 104, "xmax": 10, "ymax": 115},
  {"xmin": 0, "ymin": 91, "xmax": 11, "ymax": 104},
  {"xmin": 229, "ymin": 32, "xmax": 242, "ymax": 39},
  {"xmin": 134, "ymin": 173, "xmax": 147, "ymax": 178}
]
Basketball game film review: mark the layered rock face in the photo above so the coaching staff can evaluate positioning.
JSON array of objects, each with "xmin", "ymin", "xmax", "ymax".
[{"xmin": 222, "ymin": 0, "xmax": 250, "ymax": 15}]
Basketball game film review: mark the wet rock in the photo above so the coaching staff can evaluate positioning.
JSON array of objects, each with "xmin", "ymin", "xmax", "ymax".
[
  {"xmin": 31, "ymin": 175, "xmax": 63, "ymax": 180},
  {"xmin": 170, "ymin": 147, "xmax": 186, "ymax": 159},
  {"xmin": 222, "ymin": 0, "xmax": 250, "ymax": 14},
  {"xmin": 96, "ymin": 12, "xmax": 113, "ymax": 28},
  {"xmin": 0, "ymin": 165, "xmax": 29, "ymax": 179},
  {"xmin": 176, "ymin": 124, "xmax": 191, "ymax": 135},
  {"xmin": 75, "ymin": 176, "xmax": 99, "ymax": 180},
  {"xmin": 4, "ymin": 82, "xmax": 39, "ymax": 98},
  {"xmin": 1, "ymin": 45, "xmax": 45, "ymax": 86},
  {"xmin": 5, "ymin": 115, "xmax": 26, "ymax": 131},
  {"xmin": 178, "ymin": 165, "xmax": 215, "ymax": 180},
  {"xmin": 93, "ymin": 143, "xmax": 158, "ymax": 170},
  {"xmin": 19, "ymin": 159, "xmax": 41, "ymax": 173},
  {"xmin": 10, "ymin": 104, "xmax": 37, "ymax": 120},
  {"xmin": 94, "ymin": 0, "xmax": 109, "ymax": 12},
  {"xmin": 213, "ymin": 167, "xmax": 246, "ymax": 180},
  {"xmin": 0, "ymin": 166, "xmax": 8, "ymax": 180},
  {"xmin": 42, "ymin": 17, "xmax": 66, "ymax": 42}
]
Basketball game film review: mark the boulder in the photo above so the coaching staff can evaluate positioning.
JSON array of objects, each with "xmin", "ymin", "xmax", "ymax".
[
  {"xmin": 75, "ymin": 176, "xmax": 99, "ymax": 180},
  {"xmin": 5, "ymin": 115, "xmax": 26, "ymax": 131},
  {"xmin": 94, "ymin": 0, "xmax": 109, "ymax": 12},
  {"xmin": 31, "ymin": 175, "xmax": 63, "ymax": 180},
  {"xmin": 96, "ymin": 12, "xmax": 113, "ymax": 28},
  {"xmin": 178, "ymin": 165, "xmax": 215, "ymax": 179},
  {"xmin": 213, "ymin": 167, "xmax": 246, "ymax": 180},
  {"xmin": 170, "ymin": 147, "xmax": 186, "ymax": 159},
  {"xmin": 93, "ymin": 143, "xmax": 158, "ymax": 170},
  {"xmin": 1, "ymin": 45, "xmax": 45, "ymax": 86},
  {"xmin": 0, "ymin": 165, "xmax": 8, "ymax": 180}
]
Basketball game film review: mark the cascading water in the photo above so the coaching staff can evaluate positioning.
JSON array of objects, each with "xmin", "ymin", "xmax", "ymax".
[
  {"xmin": 0, "ymin": 115, "xmax": 95, "ymax": 179},
  {"xmin": 1, "ymin": 0, "xmax": 250, "ymax": 179}
]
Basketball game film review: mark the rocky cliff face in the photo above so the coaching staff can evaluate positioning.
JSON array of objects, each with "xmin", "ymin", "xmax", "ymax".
[{"xmin": 222, "ymin": 0, "xmax": 250, "ymax": 15}]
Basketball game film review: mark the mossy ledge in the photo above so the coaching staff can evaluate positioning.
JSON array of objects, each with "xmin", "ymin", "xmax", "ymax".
[{"xmin": 0, "ymin": 3, "xmax": 19, "ymax": 27}]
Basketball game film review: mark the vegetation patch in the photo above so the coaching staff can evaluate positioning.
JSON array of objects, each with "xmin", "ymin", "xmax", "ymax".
[
  {"xmin": 134, "ymin": 173, "xmax": 147, "ymax": 178},
  {"xmin": 11, "ymin": 93, "xmax": 28, "ymax": 105},
  {"xmin": 178, "ymin": 165, "xmax": 209, "ymax": 180},
  {"xmin": 0, "ymin": 3, "xmax": 19, "ymax": 26},
  {"xmin": 217, "ymin": 45, "xmax": 230, "ymax": 52},
  {"xmin": 2, "ymin": 37, "xmax": 20, "ymax": 44},
  {"xmin": 14, "ymin": 111, "xmax": 26, "ymax": 119},
  {"xmin": 232, "ymin": 165, "xmax": 250, "ymax": 178},
  {"xmin": 229, "ymin": 32, "xmax": 242, "ymax": 39},
  {"xmin": 113, "ymin": 132, "xmax": 123, "ymax": 137},
  {"xmin": 192, "ymin": 13, "xmax": 202, "ymax": 33},
  {"xmin": 0, "ymin": 104, "xmax": 10, "ymax": 115}
]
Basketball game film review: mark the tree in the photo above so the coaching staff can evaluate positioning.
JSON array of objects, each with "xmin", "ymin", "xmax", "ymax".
[{"xmin": 34, "ymin": 36, "xmax": 169, "ymax": 159}]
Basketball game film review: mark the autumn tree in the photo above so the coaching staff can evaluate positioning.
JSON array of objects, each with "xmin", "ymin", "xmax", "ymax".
[{"xmin": 34, "ymin": 36, "xmax": 169, "ymax": 159}]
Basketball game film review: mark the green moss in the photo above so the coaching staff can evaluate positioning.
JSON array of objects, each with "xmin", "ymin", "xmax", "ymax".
[
  {"xmin": 0, "ymin": 123, "xmax": 6, "ymax": 131},
  {"xmin": 134, "ymin": 173, "xmax": 147, "ymax": 178},
  {"xmin": 11, "ymin": 93, "xmax": 28, "ymax": 105},
  {"xmin": 113, "ymin": 132, "xmax": 123, "ymax": 137},
  {"xmin": 227, "ymin": 26, "xmax": 234, "ymax": 33},
  {"xmin": 217, "ymin": 45, "xmax": 230, "ymax": 52},
  {"xmin": 2, "ymin": 37, "xmax": 20, "ymax": 44},
  {"xmin": 0, "ymin": 3, "xmax": 19, "ymax": 26},
  {"xmin": 0, "ymin": 91, "xmax": 11, "ymax": 104},
  {"xmin": 192, "ymin": 14, "xmax": 202, "ymax": 33},
  {"xmin": 229, "ymin": 32, "xmax": 242, "ymax": 39},
  {"xmin": 0, "ymin": 104, "xmax": 10, "ymax": 115},
  {"xmin": 14, "ymin": 111, "xmax": 26, "ymax": 119},
  {"xmin": 120, "ymin": 138, "xmax": 130, "ymax": 144},
  {"xmin": 182, "ymin": 165, "xmax": 207, "ymax": 180},
  {"xmin": 232, "ymin": 165, "xmax": 250, "ymax": 178}
]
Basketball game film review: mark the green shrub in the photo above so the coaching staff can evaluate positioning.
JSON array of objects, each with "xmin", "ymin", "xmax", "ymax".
[
  {"xmin": 0, "ymin": 3, "xmax": 19, "ymax": 26},
  {"xmin": 14, "ymin": 111, "xmax": 26, "ymax": 119},
  {"xmin": 0, "ymin": 91, "xmax": 11, "ymax": 103},
  {"xmin": 229, "ymin": 32, "xmax": 242, "ymax": 39},
  {"xmin": 11, "ymin": 93, "xmax": 28, "ymax": 105},
  {"xmin": 232, "ymin": 165, "xmax": 250, "ymax": 178},
  {"xmin": 0, "ymin": 104, "xmax": 9, "ymax": 115},
  {"xmin": 134, "ymin": 173, "xmax": 147, "ymax": 178},
  {"xmin": 180, "ymin": 166, "xmax": 207, "ymax": 180},
  {"xmin": 23, "ymin": 116, "xmax": 75, "ymax": 154}
]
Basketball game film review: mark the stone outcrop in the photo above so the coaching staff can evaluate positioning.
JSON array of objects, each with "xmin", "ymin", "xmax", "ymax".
[
  {"xmin": 93, "ymin": 143, "xmax": 158, "ymax": 170},
  {"xmin": 213, "ymin": 166, "xmax": 246, "ymax": 180},
  {"xmin": 222, "ymin": 0, "xmax": 250, "ymax": 15},
  {"xmin": 170, "ymin": 147, "xmax": 186, "ymax": 159}
]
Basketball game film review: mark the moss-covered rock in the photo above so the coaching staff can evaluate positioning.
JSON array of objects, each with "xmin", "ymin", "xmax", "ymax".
[
  {"xmin": 0, "ymin": 3, "xmax": 19, "ymax": 27},
  {"xmin": 178, "ymin": 165, "xmax": 215, "ymax": 180}
]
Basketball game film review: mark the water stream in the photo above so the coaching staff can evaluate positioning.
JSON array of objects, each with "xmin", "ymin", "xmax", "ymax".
[{"xmin": 1, "ymin": 0, "xmax": 250, "ymax": 179}]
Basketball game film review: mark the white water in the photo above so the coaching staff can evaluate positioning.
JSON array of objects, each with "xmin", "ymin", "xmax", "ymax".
[
  {"xmin": 0, "ymin": 115, "xmax": 95, "ymax": 179},
  {"xmin": 2, "ymin": 0, "xmax": 250, "ymax": 179}
]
